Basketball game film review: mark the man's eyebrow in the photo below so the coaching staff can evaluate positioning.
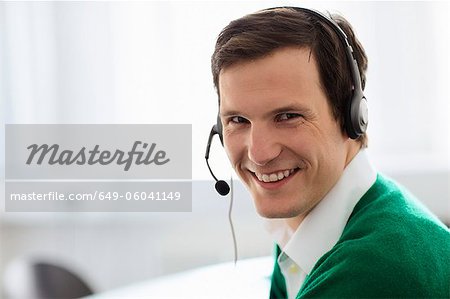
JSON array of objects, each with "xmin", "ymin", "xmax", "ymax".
[
  {"xmin": 220, "ymin": 104, "xmax": 313, "ymax": 118},
  {"xmin": 268, "ymin": 104, "xmax": 313, "ymax": 117}
]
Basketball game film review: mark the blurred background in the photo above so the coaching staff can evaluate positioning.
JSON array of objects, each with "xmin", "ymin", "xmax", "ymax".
[{"xmin": 1, "ymin": 0, "xmax": 449, "ymax": 297}]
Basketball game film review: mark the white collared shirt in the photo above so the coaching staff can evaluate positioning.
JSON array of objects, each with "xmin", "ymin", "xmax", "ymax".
[{"xmin": 264, "ymin": 150, "xmax": 377, "ymax": 299}]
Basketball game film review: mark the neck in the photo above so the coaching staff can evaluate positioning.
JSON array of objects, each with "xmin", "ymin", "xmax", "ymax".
[
  {"xmin": 345, "ymin": 141, "xmax": 362, "ymax": 168},
  {"xmin": 286, "ymin": 215, "xmax": 305, "ymax": 231}
]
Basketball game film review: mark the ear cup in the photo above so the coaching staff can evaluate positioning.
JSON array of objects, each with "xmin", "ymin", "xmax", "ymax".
[
  {"xmin": 346, "ymin": 92, "xmax": 368, "ymax": 139},
  {"xmin": 343, "ymin": 46, "xmax": 367, "ymax": 139},
  {"xmin": 356, "ymin": 97, "xmax": 369, "ymax": 135}
]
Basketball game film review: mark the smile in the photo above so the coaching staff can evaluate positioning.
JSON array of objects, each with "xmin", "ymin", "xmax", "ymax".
[{"xmin": 254, "ymin": 168, "xmax": 298, "ymax": 183}]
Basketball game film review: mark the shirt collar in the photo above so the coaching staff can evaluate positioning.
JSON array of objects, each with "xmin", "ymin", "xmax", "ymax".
[{"xmin": 264, "ymin": 149, "xmax": 377, "ymax": 274}]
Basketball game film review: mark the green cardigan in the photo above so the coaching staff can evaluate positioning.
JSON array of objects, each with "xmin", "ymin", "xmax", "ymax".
[{"xmin": 270, "ymin": 174, "xmax": 450, "ymax": 298}]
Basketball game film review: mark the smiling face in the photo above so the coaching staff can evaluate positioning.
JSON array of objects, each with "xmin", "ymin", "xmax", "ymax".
[{"xmin": 219, "ymin": 47, "xmax": 359, "ymax": 228}]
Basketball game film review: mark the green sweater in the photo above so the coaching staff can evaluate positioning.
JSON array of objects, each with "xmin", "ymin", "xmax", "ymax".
[{"xmin": 270, "ymin": 174, "xmax": 450, "ymax": 298}]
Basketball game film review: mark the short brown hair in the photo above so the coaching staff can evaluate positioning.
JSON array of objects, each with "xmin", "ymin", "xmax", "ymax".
[{"xmin": 211, "ymin": 7, "xmax": 368, "ymax": 147}]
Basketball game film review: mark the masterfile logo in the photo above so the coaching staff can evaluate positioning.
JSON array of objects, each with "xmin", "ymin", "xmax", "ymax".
[{"xmin": 26, "ymin": 141, "xmax": 170, "ymax": 171}]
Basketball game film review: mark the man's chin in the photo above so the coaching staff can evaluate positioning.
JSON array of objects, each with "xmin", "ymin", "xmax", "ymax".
[{"xmin": 255, "ymin": 205, "xmax": 301, "ymax": 219}]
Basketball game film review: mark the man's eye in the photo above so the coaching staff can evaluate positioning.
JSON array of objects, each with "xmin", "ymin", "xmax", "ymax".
[
  {"xmin": 277, "ymin": 113, "xmax": 301, "ymax": 121},
  {"xmin": 230, "ymin": 116, "xmax": 249, "ymax": 124}
]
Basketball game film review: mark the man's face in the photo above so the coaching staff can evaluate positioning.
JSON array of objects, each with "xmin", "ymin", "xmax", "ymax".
[{"xmin": 219, "ymin": 47, "xmax": 356, "ymax": 227}]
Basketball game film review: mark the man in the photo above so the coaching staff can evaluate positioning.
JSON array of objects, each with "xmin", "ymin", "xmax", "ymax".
[{"xmin": 209, "ymin": 7, "xmax": 450, "ymax": 298}]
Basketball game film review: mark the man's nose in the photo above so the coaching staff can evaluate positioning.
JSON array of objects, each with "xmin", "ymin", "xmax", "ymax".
[{"xmin": 247, "ymin": 125, "xmax": 281, "ymax": 166}]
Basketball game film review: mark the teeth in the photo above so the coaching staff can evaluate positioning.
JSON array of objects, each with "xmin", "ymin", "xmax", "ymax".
[{"xmin": 255, "ymin": 168, "xmax": 297, "ymax": 183}]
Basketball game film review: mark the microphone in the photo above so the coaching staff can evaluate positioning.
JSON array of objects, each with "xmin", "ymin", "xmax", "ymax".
[
  {"xmin": 205, "ymin": 125, "xmax": 230, "ymax": 196},
  {"xmin": 205, "ymin": 126, "xmax": 238, "ymax": 263}
]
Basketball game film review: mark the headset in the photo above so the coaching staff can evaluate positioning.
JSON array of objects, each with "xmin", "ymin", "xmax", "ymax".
[{"xmin": 205, "ymin": 6, "xmax": 368, "ymax": 196}]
